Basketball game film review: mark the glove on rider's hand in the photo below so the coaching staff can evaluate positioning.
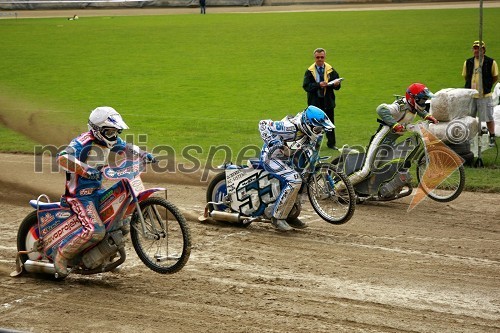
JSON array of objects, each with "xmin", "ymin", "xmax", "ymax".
[
  {"xmin": 392, "ymin": 123, "xmax": 405, "ymax": 133},
  {"xmin": 268, "ymin": 139, "xmax": 282, "ymax": 148},
  {"xmin": 281, "ymin": 145, "xmax": 292, "ymax": 157},
  {"xmin": 424, "ymin": 115, "xmax": 439, "ymax": 124},
  {"xmin": 86, "ymin": 168, "xmax": 102, "ymax": 180},
  {"xmin": 143, "ymin": 153, "xmax": 157, "ymax": 164}
]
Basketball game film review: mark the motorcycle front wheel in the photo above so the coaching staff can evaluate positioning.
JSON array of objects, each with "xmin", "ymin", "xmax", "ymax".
[
  {"xmin": 416, "ymin": 147, "xmax": 465, "ymax": 202},
  {"xmin": 307, "ymin": 163, "xmax": 356, "ymax": 225},
  {"xmin": 130, "ymin": 197, "xmax": 191, "ymax": 274}
]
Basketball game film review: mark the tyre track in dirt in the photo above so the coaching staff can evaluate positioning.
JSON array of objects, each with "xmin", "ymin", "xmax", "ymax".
[
  {"xmin": 0, "ymin": 152, "xmax": 499, "ymax": 333},
  {"xmin": 1, "ymin": 180, "xmax": 499, "ymax": 333}
]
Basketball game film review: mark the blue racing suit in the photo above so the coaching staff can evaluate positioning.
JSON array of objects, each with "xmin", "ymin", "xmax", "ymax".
[{"xmin": 55, "ymin": 131, "xmax": 151, "ymax": 262}]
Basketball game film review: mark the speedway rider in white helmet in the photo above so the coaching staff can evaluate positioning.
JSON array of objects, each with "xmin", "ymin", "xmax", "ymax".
[
  {"xmin": 54, "ymin": 106, "xmax": 155, "ymax": 277},
  {"xmin": 259, "ymin": 105, "xmax": 334, "ymax": 231}
]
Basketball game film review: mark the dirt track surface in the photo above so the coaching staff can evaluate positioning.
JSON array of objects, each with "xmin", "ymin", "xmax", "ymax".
[{"xmin": 0, "ymin": 152, "xmax": 499, "ymax": 333}]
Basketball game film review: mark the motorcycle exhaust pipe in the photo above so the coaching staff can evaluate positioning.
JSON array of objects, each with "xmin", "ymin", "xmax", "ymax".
[
  {"xmin": 199, "ymin": 203, "xmax": 263, "ymax": 225},
  {"xmin": 199, "ymin": 203, "xmax": 242, "ymax": 223},
  {"xmin": 209, "ymin": 210, "xmax": 242, "ymax": 222},
  {"xmin": 23, "ymin": 260, "xmax": 56, "ymax": 275}
]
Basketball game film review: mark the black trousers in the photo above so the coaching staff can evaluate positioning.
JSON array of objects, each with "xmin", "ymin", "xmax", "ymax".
[{"xmin": 315, "ymin": 98, "xmax": 335, "ymax": 147}]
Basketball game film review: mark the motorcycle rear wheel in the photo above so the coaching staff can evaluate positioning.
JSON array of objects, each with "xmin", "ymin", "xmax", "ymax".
[
  {"xmin": 206, "ymin": 172, "xmax": 251, "ymax": 227},
  {"xmin": 416, "ymin": 147, "xmax": 465, "ymax": 202},
  {"xmin": 16, "ymin": 211, "xmax": 64, "ymax": 280},
  {"xmin": 130, "ymin": 197, "xmax": 191, "ymax": 274},
  {"xmin": 307, "ymin": 163, "xmax": 356, "ymax": 224},
  {"xmin": 206, "ymin": 172, "xmax": 229, "ymax": 211}
]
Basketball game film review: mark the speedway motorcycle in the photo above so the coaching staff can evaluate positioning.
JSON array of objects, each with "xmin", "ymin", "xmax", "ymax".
[
  {"xmin": 331, "ymin": 121, "xmax": 465, "ymax": 203},
  {"xmin": 12, "ymin": 158, "xmax": 191, "ymax": 279},
  {"xmin": 200, "ymin": 142, "xmax": 356, "ymax": 227}
]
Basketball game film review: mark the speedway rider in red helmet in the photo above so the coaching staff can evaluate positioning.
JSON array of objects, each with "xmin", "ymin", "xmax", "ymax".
[
  {"xmin": 259, "ymin": 105, "xmax": 334, "ymax": 231},
  {"xmin": 344, "ymin": 83, "xmax": 438, "ymax": 187},
  {"xmin": 54, "ymin": 106, "xmax": 155, "ymax": 277}
]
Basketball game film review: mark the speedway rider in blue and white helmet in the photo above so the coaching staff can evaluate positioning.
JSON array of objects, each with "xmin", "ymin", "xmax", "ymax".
[
  {"xmin": 259, "ymin": 105, "xmax": 334, "ymax": 231},
  {"xmin": 54, "ymin": 106, "xmax": 155, "ymax": 277}
]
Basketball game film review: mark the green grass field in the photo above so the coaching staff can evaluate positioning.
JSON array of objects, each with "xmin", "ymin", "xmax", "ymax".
[{"xmin": 0, "ymin": 7, "xmax": 499, "ymax": 190}]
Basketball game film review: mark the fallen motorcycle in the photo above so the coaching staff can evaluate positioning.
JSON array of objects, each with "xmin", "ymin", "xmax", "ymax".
[
  {"xmin": 201, "ymin": 142, "xmax": 356, "ymax": 227},
  {"xmin": 12, "ymin": 158, "xmax": 191, "ymax": 279},
  {"xmin": 331, "ymin": 121, "xmax": 465, "ymax": 203}
]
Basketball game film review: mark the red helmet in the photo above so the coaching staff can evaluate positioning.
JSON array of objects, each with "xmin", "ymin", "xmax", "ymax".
[{"xmin": 406, "ymin": 83, "xmax": 433, "ymax": 112}]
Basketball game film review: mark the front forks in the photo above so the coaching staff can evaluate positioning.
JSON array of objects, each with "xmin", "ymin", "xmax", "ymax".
[
  {"xmin": 308, "ymin": 167, "xmax": 336, "ymax": 200},
  {"xmin": 133, "ymin": 201, "xmax": 167, "ymax": 240}
]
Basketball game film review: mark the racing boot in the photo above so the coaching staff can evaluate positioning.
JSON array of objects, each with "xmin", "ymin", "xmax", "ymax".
[
  {"xmin": 53, "ymin": 250, "xmax": 69, "ymax": 278},
  {"xmin": 271, "ymin": 217, "xmax": 293, "ymax": 231},
  {"xmin": 286, "ymin": 217, "xmax": 307, "ymax": 229}
]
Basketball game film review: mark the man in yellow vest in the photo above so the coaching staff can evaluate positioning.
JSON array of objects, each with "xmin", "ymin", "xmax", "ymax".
[
  {"xmin": 303, "ymin": 48, "xmax": 342, "ymax": 150},
  {"xmin": 462, "ymin": 40, "xmax": 498, "ymax": 147}
]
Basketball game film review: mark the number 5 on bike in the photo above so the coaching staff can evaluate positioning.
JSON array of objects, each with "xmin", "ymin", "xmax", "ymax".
[{"xmin": 201, "ymin": 106, "xmax": 356, "ymax": 230}]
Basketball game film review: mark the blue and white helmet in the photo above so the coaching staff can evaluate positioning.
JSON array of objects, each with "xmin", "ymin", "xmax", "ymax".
[
  {"xmin": 88, "ymin": 106, "xmax": 129, "ymax": 148},
  {"xmin": 298, "ymin": 106, "xmax": 334, "ymax": 141}
]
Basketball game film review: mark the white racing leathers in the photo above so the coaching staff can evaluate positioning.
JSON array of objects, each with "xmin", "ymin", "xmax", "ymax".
[
  {"xmin": 341, "ymin": 98, "xmax": 430, "ymax": 188},
  {"xmin": 259, "ymin": 116, "xmax": 309, "ymax": 220}
]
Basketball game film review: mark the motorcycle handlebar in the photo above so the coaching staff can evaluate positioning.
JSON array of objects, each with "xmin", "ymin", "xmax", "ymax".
[{"xmin": 405, "ymin": 120, "xmax": 430, "ymax": 132}]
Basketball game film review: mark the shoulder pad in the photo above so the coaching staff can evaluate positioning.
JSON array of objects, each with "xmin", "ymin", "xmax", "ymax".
[
  {"xmin": 76, "ymin": 131, "xmax": 94, "ymax": 145},
  {"xmin": 396, "ymin": 98, "xmax": 406, "ymax": 107}
]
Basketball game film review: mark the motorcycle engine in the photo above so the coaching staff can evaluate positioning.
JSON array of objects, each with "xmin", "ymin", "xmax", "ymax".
[
  {"xmin": 379, "ymin": 171, "xmax": 412, "ymax": 198},
  {"xmin": 82, "ymin": 230, "xmax": 126, "ymax": 270}
]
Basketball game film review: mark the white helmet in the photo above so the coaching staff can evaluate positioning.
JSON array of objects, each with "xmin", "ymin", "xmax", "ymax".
[{"xmin": 88, "ymin": 106, "xmax": 129, "ymax": 148}]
